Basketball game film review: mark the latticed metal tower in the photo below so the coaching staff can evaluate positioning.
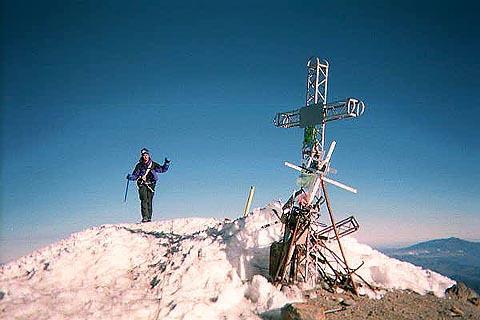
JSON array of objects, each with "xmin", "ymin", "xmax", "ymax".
[{"xmin": 304, "ymin": 57, "xmax": 329, "ymax": 158}]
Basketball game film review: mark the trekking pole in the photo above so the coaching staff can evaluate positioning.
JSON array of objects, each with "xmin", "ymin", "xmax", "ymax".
[{"xmin": 124, "ymin": 179, "xmax": 130, "ymax": 203}]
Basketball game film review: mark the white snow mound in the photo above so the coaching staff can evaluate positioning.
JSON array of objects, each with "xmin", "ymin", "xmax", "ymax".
[{"xmin": 0, "ymin": 204, "xmax": 455, "ymax": 319}]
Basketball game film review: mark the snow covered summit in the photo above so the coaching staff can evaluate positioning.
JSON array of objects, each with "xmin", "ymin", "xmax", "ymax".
[{"xmin": 0, "ymin": 204, "xmax": 455, "ymax": 319}]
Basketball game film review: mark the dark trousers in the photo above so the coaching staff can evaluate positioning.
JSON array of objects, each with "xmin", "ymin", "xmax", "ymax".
[{"xmin": 138, "ymin": 185, "xmax": 154, "ymax": 221}]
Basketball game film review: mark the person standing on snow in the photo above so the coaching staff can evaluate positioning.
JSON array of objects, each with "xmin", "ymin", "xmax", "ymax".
[{"xmin": 127, "ymin": 148, "xmax": 170, "ymax": 222}]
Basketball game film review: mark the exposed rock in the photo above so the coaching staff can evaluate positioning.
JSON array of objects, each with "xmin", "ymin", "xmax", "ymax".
[
  {"xmin": 300, "ymin": 289, "xmax": 480, "ymax": 320},
  {"xmin": 446, "ymin": 282, "xmax": 479, "ymax": 301},
  {"xmin": 341, "ymin": 298, "xmax": 356, "ymax": 307},
  {"xmin": 450, "ymin": 305, "xmax": 464, "ymax": 317},
  {"xmin": 281, "ymin": 302, "xmax": 325, "ymax": 320},
  {"xmin": 469, "ymin": 297, "xmax": 480, "ymax": 307}
]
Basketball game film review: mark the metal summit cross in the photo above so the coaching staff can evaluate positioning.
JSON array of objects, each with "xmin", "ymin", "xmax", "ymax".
[
  {"xmin": 274, "ymin": 57, "xmax": 365, "ymax": 156},
  {"xmin": 269, "ymin": 57, "xmax": 368, "ymax": 294}
]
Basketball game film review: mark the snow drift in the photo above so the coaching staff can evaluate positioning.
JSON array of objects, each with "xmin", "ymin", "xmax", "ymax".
[{"xmin": 0, "ymin": 203, "xmax": 455, "ymax": 319}]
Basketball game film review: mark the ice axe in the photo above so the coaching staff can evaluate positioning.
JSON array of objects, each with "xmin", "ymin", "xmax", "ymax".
[{"xmin": 124, "ymin": 178, "xmax": 130, "ymax": 203}]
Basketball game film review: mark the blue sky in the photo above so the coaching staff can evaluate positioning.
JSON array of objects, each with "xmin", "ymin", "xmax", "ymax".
[{"xmin": 1, "ymin": 0, "xmax": 479, "ymax": 262}]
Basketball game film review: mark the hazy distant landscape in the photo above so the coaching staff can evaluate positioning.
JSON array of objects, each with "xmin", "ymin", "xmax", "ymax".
[{"xmin": 381, "ymin": 237, "xmax": 480, "ymax": 294}]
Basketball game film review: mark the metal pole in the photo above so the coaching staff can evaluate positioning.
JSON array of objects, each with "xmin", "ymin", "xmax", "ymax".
[
  {"xmin": 243, "ymin": 186, "xmax": 256, "ymax": 217},
  {"xmin": 321, "ymin": 179, "xmax": 358, "ymax": 295},
  {"xmin": 321, "ymin": 61, "xmax": 329, "ymax": 153}
]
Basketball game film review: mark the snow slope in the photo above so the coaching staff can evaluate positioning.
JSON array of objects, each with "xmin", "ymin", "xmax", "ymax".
[{"xmin": 0, "ymin": 203, "xmax": 455, "ymax": 319}]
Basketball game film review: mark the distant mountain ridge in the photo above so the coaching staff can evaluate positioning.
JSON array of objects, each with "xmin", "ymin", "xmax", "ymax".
[
  {"xmin": 404, "ymin": 237, "xmax": 480, "ymax": 252},
  {"xmin": 382, "ymin": 237, "xmax": 480, "ymax": 294}
]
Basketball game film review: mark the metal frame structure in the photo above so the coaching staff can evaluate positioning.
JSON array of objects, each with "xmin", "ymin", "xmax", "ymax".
[
  {"xmin": 270, "ymin": 57, "xmax": 368, "ymax": 294},
  {"xmin": 305, "ymin": 57, "xmax": 329, "ymax": 154}
]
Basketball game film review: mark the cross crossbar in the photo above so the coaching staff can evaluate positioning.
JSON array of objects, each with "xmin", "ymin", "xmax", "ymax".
[{"xmin": 274, "ymin": 98, "xmax": 365, "ymax": 129}]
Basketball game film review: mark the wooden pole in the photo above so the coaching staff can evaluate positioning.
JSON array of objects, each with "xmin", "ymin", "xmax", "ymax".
[{"xmin": 243, "ymin": 186, "xmax": 256, "ymax": 217}]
